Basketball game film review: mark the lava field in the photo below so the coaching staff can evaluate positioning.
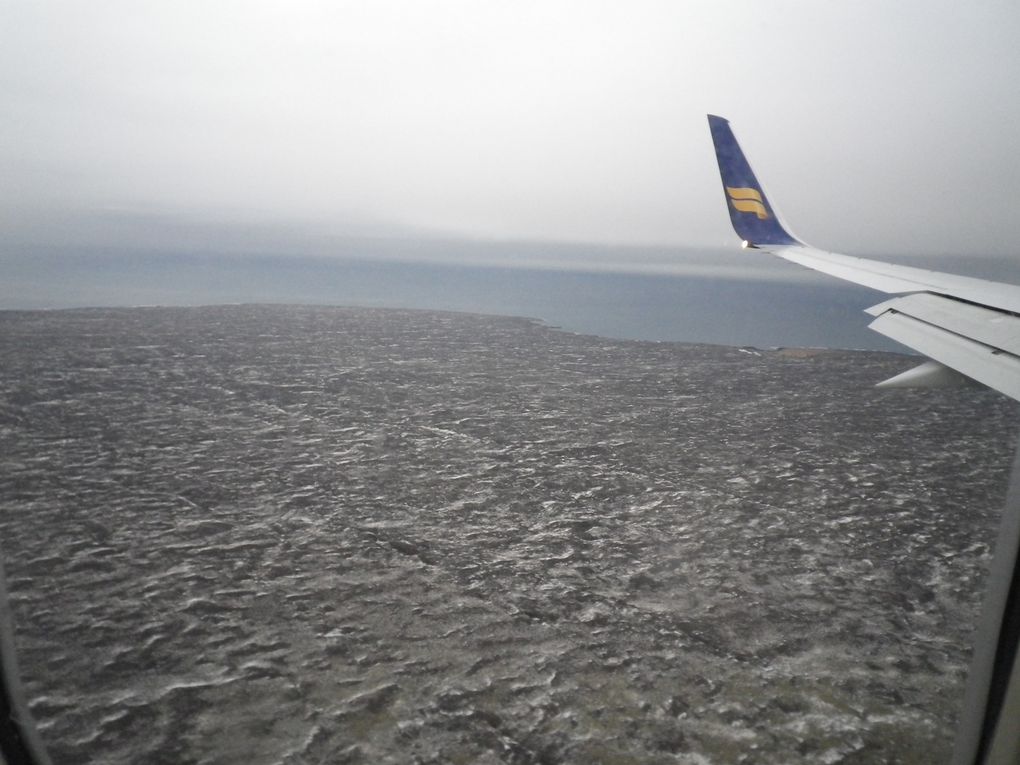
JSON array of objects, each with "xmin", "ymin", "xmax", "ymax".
[{"xmin": 0, "ymin": 304, "xmax": 1016, "ymax": 764}]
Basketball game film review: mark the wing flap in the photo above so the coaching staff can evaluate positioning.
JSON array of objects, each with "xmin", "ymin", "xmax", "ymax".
[
  {"xmin": 866, "ymin": 292, "xmax": 1020, "ymax": 358},
  {"xmin": 866, "ymin": 299, "xmax": 1020, "ymax": 401}
]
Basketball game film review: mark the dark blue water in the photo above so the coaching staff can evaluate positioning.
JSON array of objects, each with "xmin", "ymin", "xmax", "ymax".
[{"xmin": 0, "ymin": 249, "xmax": 899, "ymax": 351}]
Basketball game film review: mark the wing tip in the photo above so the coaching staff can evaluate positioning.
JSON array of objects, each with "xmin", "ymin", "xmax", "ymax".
[{"xmin": 706, "ymin": 117, "xmax": 799, "ymax": 247}]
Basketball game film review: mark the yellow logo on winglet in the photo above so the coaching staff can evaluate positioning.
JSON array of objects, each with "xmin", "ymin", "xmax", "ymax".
[{"xmin": 726, "ymin": 187, "xmax": 769, "ymax": 220}]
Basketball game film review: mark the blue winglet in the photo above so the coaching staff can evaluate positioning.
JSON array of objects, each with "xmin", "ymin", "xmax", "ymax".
[{"xmin": 707, "ymin": 115, "xmax": 799, "ymax": 247}]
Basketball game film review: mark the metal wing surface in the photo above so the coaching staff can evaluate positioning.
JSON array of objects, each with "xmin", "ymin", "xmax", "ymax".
[{"xmin": 707, "ymin": 114, "xmax": 1020, "ymax": 403}]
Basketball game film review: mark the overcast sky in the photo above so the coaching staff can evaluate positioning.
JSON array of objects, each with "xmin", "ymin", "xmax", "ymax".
[{"xmin": 3, "ymin": 0, "xmax": 1020, "ymax": 263}]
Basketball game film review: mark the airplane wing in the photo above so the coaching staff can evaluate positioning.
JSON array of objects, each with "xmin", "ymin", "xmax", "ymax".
[{"xmin": 706, "ymin": 114, "xmax": 1020, "ymax": 403}]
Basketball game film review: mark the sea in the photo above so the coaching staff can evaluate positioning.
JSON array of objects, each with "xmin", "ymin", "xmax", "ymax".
[{"xmin": 0, "ymin": 247, "xmax": 901, "ymax": 352}]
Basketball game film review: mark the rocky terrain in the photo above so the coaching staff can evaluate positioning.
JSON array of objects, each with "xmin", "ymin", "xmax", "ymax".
[{"xmin": 0, "ymin": 304, "xmax": 1016, "ymax": 764}]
